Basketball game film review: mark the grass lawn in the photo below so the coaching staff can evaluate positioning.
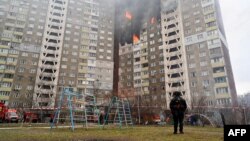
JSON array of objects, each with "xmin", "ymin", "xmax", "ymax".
[{"xmin": 0, "ymin": 125, "xmax": 223, "ymax": 141}]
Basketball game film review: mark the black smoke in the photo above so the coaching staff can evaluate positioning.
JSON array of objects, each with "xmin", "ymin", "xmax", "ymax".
[{"xmin": 115, "ymin": 0, "xmax": 161, "ymax": 45}]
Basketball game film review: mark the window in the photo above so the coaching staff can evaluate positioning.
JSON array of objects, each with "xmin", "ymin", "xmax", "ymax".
[
  {"xmin": 201, "ymin": 71, "xmax": 209, "ymax": 76},
  {"xmin": 22, "ymin": 52, "xmax": 28, "ymax": 56},
  {"xmin": 61, "ymin": 65, "xmax": 67, "ymax": 69},
  {"xmin": 197, "ymin": 34, "xmax": 203, "ymax": 40},
  {"xmin": 186, "ymin": 37, "xmax": 192, "ymax": 42},
  {"xmin": 32, "ymin": 54, "xmax": 39, "ymax": 58},
  {"xmin": 203, "ymin": 4, "xmax": 213, "ymax": 13},
  {"xmin": 195, "ymin": 27, "xmax": 202, "ymax": 32},
  {"xmin": 27, "ymin": 85, "xmax": 33, "ymax": 90},
  {"xmin": 185, "ymin": 22, "xmax": 190, "ymax": 27},
  {"xmin": 127, "ymin": 83, "xmax": 131, "ymax": 86},
  {"xmin": 160, "ymin": 77, "xmax": 165, "ymax": 82},
  {"xmin": 206, "ymin": 21, "xmax": 216, "ymax": 28},
  {"xmin": 199, "ymin": 52, "xmax": 206, "ymax": 57},
  {"xmin": 191, "ymin": 72, "xmax": 196, "ymax": 77},
  {"xmin": 15, "ymin": 85, "xmax": 22, "ymax": 90},
  {"xmin": 150, "ymin": 47, "xmax": 155, "ymax": 52},
  {"xmin": 208, "ymin": 39, "xmax": 220, "ymax": 46},
  {"xmin": 207, "ymin": 30, "xmax": 218, "ymax": 36},
  {"xmin": 30, "ymin": 69, "xmax": 36, "ymax": 73},
  {"xmin": 188, "ymin": 54, "xmax": 194, "ymax": 59},
  {"xmin": 189, "ymin": 63, "xmax": 196, "ymax": 68},
  {"xmin": 20, "ymin": 59, "xmax": 26, "ymax": 64},
  {"xmin": 216, "ymin": 87, "xmax": 228, "ymax": 94},
  {"xmin": 213, "ymin": 67, "xmax": 225, "ymax": 73},
  {"xmin": 151, "ymin": 55, "xmax": 156, "ymax": 59},
  {"xmin": 191, "ymin": 82, "xmax": 196, "ymax": 87},
  {"xmin": 215, "ymin": 77, "xmax": 227, "ymax": 83},
  {"xmin": 66, "ymin": 24, "xmax": 72, "ymax": 28},
  {"xmin": 18, "ymin": 68, "xmax": 24, "ymax": 72},
  {"xmin": 202, "ymin": 80, "xmax": 210, "ymax": 87},
  {"xmin": 211, "ymin": 57, "xmax": 223, "ymax": 63}
]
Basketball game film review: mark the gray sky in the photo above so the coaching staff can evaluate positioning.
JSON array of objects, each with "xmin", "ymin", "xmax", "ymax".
[{"xmin": 219, "ymin": 0, "xmax": 250, "ymax": 95}]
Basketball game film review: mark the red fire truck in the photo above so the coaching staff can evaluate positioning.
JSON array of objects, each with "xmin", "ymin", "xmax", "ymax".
[{"xmin": 0, "ymin": 102, "xmax": 19, "ymax": 123}]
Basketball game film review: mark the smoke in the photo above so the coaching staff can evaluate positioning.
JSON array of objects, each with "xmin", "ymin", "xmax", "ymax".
[
  {"xmin": 115, "ymin": 0, "xmax": 161, "ymax": 45},
  {"xmin": 161, "ymin": 0, "xmax": 178, "ymax": 12}
]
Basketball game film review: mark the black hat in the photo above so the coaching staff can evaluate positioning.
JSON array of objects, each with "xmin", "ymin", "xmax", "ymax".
[{"xmin": 172, "ymin": 91, "xmax": 181, "ymax": 97}]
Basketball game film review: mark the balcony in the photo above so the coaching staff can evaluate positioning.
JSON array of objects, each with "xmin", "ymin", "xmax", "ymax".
[
  {"xmin": 49, "ymin": 35, "xmax": 61, "ymax": 41},
  {"xmin": 133, "ymin": 76, "xmax": 141, "ymax": 80},
  {"xmin": 141, "ymin": 74, "xmax": 149, "ymax": 79},
  {"xmin": 203, "ymin": 9, "xmax": 215, "ymax": 15},
  {"xmin": 0, "ymin": 45, "xmax": 9, "ymax": 49},
  {"xmin": 6, "ymin": 61, "xmax": 17, "ymax": 66},
  {"xmin": 49, "ymin": 15, "xmax": 64, "ymax": 21},
  {"xmin": 40, "ymin": 72, "xmax": 56, "ymax": 77},
  {"xmin": 133, "ymin": 68, "xmax": 141, "ymax": 72},
  {"xmin": 13, "ymin": 31, "xmax": 24, "ymax": 36},
  {"xmin": 12, "ymin": 38, "xmax": 22, "ymax": 43},
  {"xmin": 206, "ymin": 26, "xmax": 217, "ymax": 31},
  {"xmin": 168, "ymin": 78, "xmax": 184, "ymax": 83},
  {"xmin": 37, "ymin": 80, "xmax": 56, "ymax": 86},
  {"xmin": 48, "ymin": 28, "xmax": 61, "ymax": 33},
  {"xmin": 214, "ymin": 82, "xmax": 228, "ymax": 88},
  {"xmin": 0, "ymin": 87, "xmax": 12, "ymax": 92},
  {"xmin": 48, "ymin": 22, "xmax": 61, "ymax": 27},
  {"xmin": 142, "ymin": 82, "xmax": 149, "ymax": 87},
  {"xmin": 2, "ymin": 78, "xmax": 14, "ymax": 82},
  {"xmin": 78, "ymin": 69, "xmax": 87, "ymax": 73},
  {"xmin": 205, "ymin": 17, "xmax": 216, "ymax": 24},
  {"xmin": 0, "ymin": 95, "xmax": 9, "ymax": 101},
  {"xmin": 16, "ymin": 24, "xmax": 26, "ymax": 28},
  {"xmin": 52, "ymin": 3, "xmax": 65, "ymax": 8},
  {"xmin": 38, "ymin": 89, "xmax": 54, "ymax": 94},
  {"xmin": 0, "ymin": 60, "xmax": 6, "ymax": 64},
  {"xmin": 46, "ymin": 42, "xmax": 58, "ymax": 47},
  {"xmin": 42, "ymin": 57, "xmax": 58, "ymax": 62},
  {"xmin": 5, "ymin": 22, "xmax": 15, "ymax": 27},
  {"xmin": 215, "ymin": 93, "xmax": 230, "ymax": 99},
  {"xmin": 5, "ymin": 69, "xmax": 15, "ymax": 74},
  {"xmin": 51, "ymin": 9, "xmax": 63, "ymax": 14},
  {"xmin": 213, "ymin": 72, "xmax": 226, "ymax": 77},
  {"xmin": 167, "ymin": 86, "xmax": 185, "ymax": 92},
  {"xmin": 6, "ymin": 15, "xmax": 16, "ymax": 20},
  {"xmin": 211, "ymin": 62, "xmax": 224, "ymax": 68},
  {"xmin": 1, "ymin": 37, "xmax": 11, "ymax": 42},
  {"xmin": 208, "ymin": 43, "xmax": 221, "ymax": 49},
  {"xmin": 41, "ymin": 64, "xmax": 56, "ymax": 70},
  {"xmin": 45, "ymin": 50, "xmax": 58, "ymax": 54}
]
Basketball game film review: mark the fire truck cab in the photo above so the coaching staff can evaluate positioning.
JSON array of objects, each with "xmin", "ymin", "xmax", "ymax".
[
  {"xmin": 0, "ymin": 102, "xmax": 19, "ymax": 123},
  {"xmin": 5, "ymin": 109, "xmax": 19, "ymax": 123}
]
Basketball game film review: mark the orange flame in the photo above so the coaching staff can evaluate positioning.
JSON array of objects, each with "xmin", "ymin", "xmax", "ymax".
[
  {"xmin": 125, "ymin": 11, "xmax": 132, "ymax": 20},
  {"xmin": 133, "ymin": 34, "xmax": 139, "ymax": 44}
]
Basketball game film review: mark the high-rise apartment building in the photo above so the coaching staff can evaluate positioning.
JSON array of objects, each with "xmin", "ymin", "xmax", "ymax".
[
  {"xmin": 0, "ymin": 0, "xmax": 47, "ymax": 106},
  {"xmin": 0, "ymin": 0, "xmax": 114, "ymax": 108},
  {"xmin": 179, "ymin": 0, "xmax": 237, "ymax": 107},
  {"xmin": 119, "ymin": 0, "xmax": 238, "ymax": 109},
  {"xmin": 0, "ymin": 0, "xmax": 237, "ymax": 110}
]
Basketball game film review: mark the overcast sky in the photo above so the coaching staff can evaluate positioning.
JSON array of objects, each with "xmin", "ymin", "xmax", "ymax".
[{"xmin": 219, "ymin": 0, "xmax": 250, "ymax": 95}]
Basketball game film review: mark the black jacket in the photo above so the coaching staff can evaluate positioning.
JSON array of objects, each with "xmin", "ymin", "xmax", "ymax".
[{"xmin": 170, "ymin": 96, "xmax": 187, "ymax": 115}]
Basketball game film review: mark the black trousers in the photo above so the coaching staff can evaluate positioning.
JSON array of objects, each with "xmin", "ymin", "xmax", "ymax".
[{"xmin": 173, "ymin": 112, "xmax": 184, "ymax": 132}]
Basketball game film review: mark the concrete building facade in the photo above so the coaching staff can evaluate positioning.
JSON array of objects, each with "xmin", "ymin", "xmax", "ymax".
[
  {"xmin": 118, "ymin": 0, "xmax": 238, "ymax": 109},
  {"xmin": 0, "ymin": 0, "xmax": 114, "ymax": 108}
]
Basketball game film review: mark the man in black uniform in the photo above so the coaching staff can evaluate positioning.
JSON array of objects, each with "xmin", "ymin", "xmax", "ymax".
[{"xmin": 170, "ymin": 91, "xmax": 187, "ymax": 134}]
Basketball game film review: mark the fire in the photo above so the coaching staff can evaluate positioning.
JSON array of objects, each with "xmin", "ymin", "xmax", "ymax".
[
  {"xmin": 125, "ymin": 11, "xmax": 132, "ymax": 20},
  {"xmin": 151, "ymin": 17, "xmax": 156, "ymax": 24},
  {"xmin": 133, "ymin": 34, "xmax": 139, "ymax": 44}
]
